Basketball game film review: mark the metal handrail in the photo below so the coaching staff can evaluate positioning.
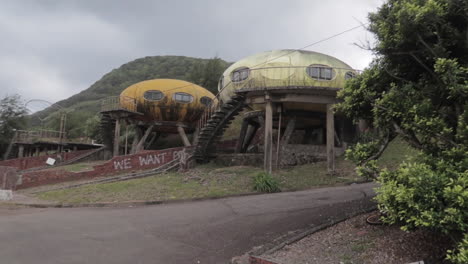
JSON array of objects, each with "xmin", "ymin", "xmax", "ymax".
[
  {"xmin": 101, "ymin": 96, "xmax": 138, "ymax": 113},
  {"xmin": 196, "ymin": 66, "xmax": 360, "ymax": 132},
  {"xmin": 14, "ymin": 129, "xmax": 66, "ymax": 144}
]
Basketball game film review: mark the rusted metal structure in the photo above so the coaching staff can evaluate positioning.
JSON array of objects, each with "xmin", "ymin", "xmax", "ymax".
[
  {"xmin": 4, "ymin": 129, "xmax": 100, "ymax": 160},
  {"xmin": 195, "ymin": 50, "xmax": 360, "ymax": 173},
  {"xmin": 100, "ymin": 79, "xmax": 215, "ymax": 157}
]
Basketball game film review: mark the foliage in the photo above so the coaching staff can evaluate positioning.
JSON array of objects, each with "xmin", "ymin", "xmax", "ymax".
[
  {"xmin": 0, "ymin": 95, "xmax": 27, "ymax": 158},
  {"xmin": 188, "ymin": 56, "xmax": 230, "ymax": 94},
  {"xmin": 253, "ymin": 172, "xmax": 281, "ymax": 193},
  {"xmin": 337, "ymin": 0, "xmax": 467, "ymax": 260},
  {"xmin": 84, "ymin": 115, "xmax": 101, "ymax": 141},
  {"xmin": 447, "ymin": 233, "xmax": 468, "ymax": 264}
]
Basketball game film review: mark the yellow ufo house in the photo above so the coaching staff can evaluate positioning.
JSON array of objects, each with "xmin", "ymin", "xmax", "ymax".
[
  {"xmin": 101, "ymin": 79, "xmax": 215, "ymax": 156},
  {"xmin": 119, "ymin": 79, "xmax": 215, "ymax": 129}
]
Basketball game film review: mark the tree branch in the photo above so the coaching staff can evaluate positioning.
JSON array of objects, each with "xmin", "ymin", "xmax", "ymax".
[
  {"xmin": 392, "ymin": 122, "xmax": 423, "ymax": 150},
  {"xmin": 362, "ymin": 131, "xmax": 397, "ymax": 164}
]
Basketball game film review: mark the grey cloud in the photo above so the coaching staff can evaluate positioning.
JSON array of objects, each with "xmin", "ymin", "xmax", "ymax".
[{"xmin": 0, "ymin": 0, "xmax": 383, "ymax": 105}]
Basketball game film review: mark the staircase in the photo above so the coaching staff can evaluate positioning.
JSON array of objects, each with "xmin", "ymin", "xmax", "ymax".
[{"xmin": 195, "ymin": 93, "xmax": 247, "ymax": 162}]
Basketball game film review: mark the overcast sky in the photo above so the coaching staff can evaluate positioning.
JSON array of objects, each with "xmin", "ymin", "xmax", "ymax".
[{"xmin": 0, "ymin": 0, "xmax": 383, "ymax": 110}]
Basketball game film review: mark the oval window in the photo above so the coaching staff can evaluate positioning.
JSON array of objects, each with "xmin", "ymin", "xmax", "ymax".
[
  {"xmin": 345, "ymin": 71, "xmax": 356, "ymax": 80},
  {"xmin": 306, "ymin": 65, "xmax": 335, "ymax": 80},
  {"xmin": 231, "ymin": 67, "xmax": 250, "ymax": 82},
  {"xmin": 218, "ymin": 76, "xmax": 224, "ymax": 91},
  {"xmin": 200, "ymin": 96, "xmax": 213, "ymax": 106},
  {"xmin": 143, "ymin": 90, "xmax": 164, "ymax": 101},
  {"xmin": 173, "ymin": 92, "xmax": 193, "ymax": 103}
]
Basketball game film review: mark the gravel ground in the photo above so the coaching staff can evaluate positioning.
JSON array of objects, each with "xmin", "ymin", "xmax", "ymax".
[{"xmin": 265, "ymin": 212, "xmax": 453, "ymax": 264}]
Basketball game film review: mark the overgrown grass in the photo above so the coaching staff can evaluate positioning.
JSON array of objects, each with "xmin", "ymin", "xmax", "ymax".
[
  {"xmin": 35, "ymin": 159, "xmax": 358, "ymax": 204},
  {"xmin": 35, "ymin": 138, "xmax": 415, "ymax": 204}
]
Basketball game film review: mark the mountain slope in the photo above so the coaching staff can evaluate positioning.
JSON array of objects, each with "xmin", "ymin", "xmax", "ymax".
[{"xmin": 31, "ymin": 55, "xmax": 230, "ymax": 136}]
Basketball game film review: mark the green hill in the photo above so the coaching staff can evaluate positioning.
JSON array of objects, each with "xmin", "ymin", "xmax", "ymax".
[{"xmin": 30, "ymin": 55, "xmax": 230, "ymax": 138}]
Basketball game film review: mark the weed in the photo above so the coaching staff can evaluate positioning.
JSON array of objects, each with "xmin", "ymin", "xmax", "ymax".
[{"xmin": 253, "ymin": 172, "xmax": 281, "ymax": 193}]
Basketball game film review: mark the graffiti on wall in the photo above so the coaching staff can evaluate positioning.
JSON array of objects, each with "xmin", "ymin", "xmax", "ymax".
[{"xmin": 112, "ymin": 148, "xmax": 187, "ymax": 171}]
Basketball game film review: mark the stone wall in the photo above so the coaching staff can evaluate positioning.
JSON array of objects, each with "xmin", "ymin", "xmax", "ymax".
[
  {"xmin": 215, "ymin": 144, "xmax": 345, "ymax": 168},
  {"xmin": 215, "ymin": 153, "xmax": 264, "ymax": 167},
  {"xmin": 280, "ymin": 144, "xmax": 345, "ymax": 166}
]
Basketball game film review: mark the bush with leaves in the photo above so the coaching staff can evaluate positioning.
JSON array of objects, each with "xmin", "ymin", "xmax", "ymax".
[
  {"xmin": 253, "ymin": 172, "xmax": 280, "ymax": 193},
  {"xmin": 337, "ymin": 0, "xmax": 467, "ymax": 261},
  {"xmin": 0, "ymin": 95, "xmax": 27, "ymax": 159}
]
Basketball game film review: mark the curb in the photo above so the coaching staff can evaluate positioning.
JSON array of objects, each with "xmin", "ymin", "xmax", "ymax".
[
  {"xmin": 7, "ymin": 182, "xmax": 375, "ymax": 209},
  {"xmin": 5, "ymin": 191, "xmax": 263, "ymax": 209}
]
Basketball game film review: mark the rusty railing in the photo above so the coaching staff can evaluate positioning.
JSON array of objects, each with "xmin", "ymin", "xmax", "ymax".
[
  {"xmin": 101, "ymin": 96, "xmax": 138, "ymax": 113},
  {"xmin": 14, "ymin": 129, "xmax": 66, "ymax": 144}
]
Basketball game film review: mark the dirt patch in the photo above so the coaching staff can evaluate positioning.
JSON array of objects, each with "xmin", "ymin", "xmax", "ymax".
[{"xmin": 265, "ymin": 212, "xmax": 453, "ymax": 264}]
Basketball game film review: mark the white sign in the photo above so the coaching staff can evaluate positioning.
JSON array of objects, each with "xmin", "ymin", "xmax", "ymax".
[
  {"xmin": 0, "ymin": 190, "xmax": 13, "ymax": 201},
  {"xmin": 46, "ymin": 158, "xmax": 56, "ymax": 166}
]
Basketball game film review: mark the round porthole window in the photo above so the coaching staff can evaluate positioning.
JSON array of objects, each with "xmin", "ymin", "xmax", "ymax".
[
  {"xmin": 345, "ymin": 71, "xmax": 356, "ymax": 80},
  {"xmin": 173, "ymin": 92, "xmax": 193, "ymax": 103},
  {"xmin": 231, "ymin": 67, "xmax": 250, "ymax": 82},
  {"xmin": 218, "ymin": 76, "xmax": 224, "ymax": 91},
  {"xmin": 306, "ymin": 64, "xmax": 335, "ymax": 80},
  {"xmin": 143, "ymin": 90, "xmax": 164, "ymax": 101},
  {"xmin": 200, "ymin": 96, "xmax": 213, "ymax": 106}
]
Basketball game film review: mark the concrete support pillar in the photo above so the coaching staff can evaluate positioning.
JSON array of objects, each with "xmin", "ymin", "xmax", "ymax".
[
  {"xmin": 326, "ymin": 104, "xmax": 335, "ymax": 173},
  {"xmin": 177, "ymin": 126, "xmax": 191, "ymax": 147},
  {"xmin": 242, "ymin": 124, "xmax": 259, "ymax": 153},
  {"xmin": 18, "ymin": 145, "xmax": 24, "ymax": 158},
  {"xmin": 235, "ymin": 119, "xmax": 249, "ymax": 153},
  {"xmin": 145, "ymin": 132, "xmax": 160, "ymax": 150},
  {"xmin": 135, "ymin": 125, "xmax": 154, "ymax": 153},
  {"xmin": 113, "ymin": 118, "xmax": 121, "ymax": 157},
  {"xmin": 192, "ymin": 127, "xmax": 200, "ymax": 145},
  {"xmin": 130, "ymin": 126, "xmax": 141, "ymax": 154},
  {"xmin": 35, "ymin": 147, "xmax": 40, "ymax": 157},
  {"xmin": 264, "ymin": 99, "xmax": 273, "ymax": 174},
  {"xmin": 280, "ymin": 116, "xmax": 296, "ymax": 146}
]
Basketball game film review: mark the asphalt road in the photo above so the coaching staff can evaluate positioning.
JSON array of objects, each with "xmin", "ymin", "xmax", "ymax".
[{"xmin": 0, "ymin": 183, "xmax": 376, "ymax": 264}]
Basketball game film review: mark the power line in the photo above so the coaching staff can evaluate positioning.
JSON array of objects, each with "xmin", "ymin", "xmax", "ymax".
[
  {"xmin": 251, "ymin": 23, "xmax": 368, "ymax": 69},
  {"xmin": 150, "ymin": 23, "xmax": 369, "ymax": 94}
]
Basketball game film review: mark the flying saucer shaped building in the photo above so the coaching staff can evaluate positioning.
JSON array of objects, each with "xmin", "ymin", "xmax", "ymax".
[
  {"xmin": 195, "ymin": 50, "xmax": 359, "ymax": 172},
  {"xmin": 119, "ymin": 79, "xmax": 215, "ymax": 126},
  {"xmin": 101, "ymin": 79, "xmax": 215, "ymax": 156}
]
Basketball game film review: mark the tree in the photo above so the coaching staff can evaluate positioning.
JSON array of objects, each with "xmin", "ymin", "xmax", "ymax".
[
  {"xmin": 0, "ymin": 95, "xmax": 27, "ymax": 159},
  {"xmin": 337, "ymin": 0, "xmax": 467, "ymax": 261},
  {"xmin": 84, "ymin": 115, "xmax": 101, "ymax": 142},
  {"xmin": 188, "ymin": 56, "xmax": 229, "ymax": 94}
]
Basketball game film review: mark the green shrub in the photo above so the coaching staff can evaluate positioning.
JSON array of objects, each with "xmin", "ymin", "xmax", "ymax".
[
  {"xmin": 447, "ymin": 233, "xmax": 468, "ymax": 264},
  {"xmin": 376, "ymin": 150, "xmax": 468, "ymax": 262},
  {"xmin": 253, "ymin": 172, "xmax": 280, "ymax": 193}
]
